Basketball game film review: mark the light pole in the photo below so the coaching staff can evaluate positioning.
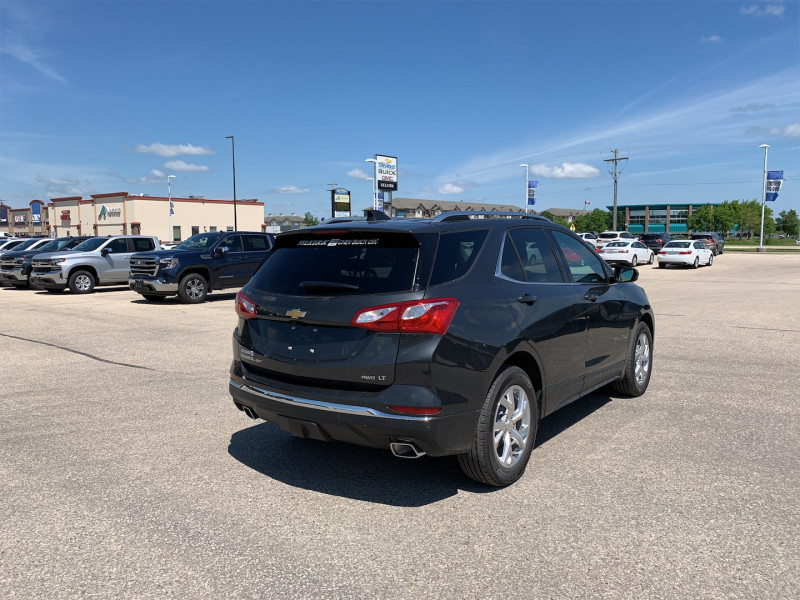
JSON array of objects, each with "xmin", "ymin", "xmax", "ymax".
[
  {"xmin": 519, "ymin": 163, "xmax": 529, "ymax": 212},
  {"xmin": 225, "ymin": 135, "xmax": 238, "ymax": 230},
  {"xmin": 365, "ymin": 158, "xmax": 378, "ymax": 211},
  {"xmin": 758, "ymin": 144, "xmax": 769, "ymax": 251},
  {"xmin": 167, "ymin": 175, "xmax": 176, "ymax": 243}
]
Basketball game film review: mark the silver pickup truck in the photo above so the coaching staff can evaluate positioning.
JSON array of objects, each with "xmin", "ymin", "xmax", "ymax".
[{"xmin": 30, "ymin": 235, "xmax": 159, "ymax": 294}]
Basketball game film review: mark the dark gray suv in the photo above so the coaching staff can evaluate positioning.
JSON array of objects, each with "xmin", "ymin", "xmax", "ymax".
[{"xmin": 228, "ymin": 212, "xmax": 655, "ymax": 486}]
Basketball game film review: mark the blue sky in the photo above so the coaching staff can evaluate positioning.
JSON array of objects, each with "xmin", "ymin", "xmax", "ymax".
[{"xmin": 1, "ymin": 0, "xmax": 798, "ymax": 219}]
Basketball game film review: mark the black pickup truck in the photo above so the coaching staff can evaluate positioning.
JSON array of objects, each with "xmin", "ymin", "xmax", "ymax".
[{"xmin": 128, "ymin": 231, "xmax": 274, "ymax": 303}]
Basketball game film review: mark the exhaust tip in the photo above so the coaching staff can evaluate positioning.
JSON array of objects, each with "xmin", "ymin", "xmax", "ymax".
[
  {"xmin": 239, "ymin": 405, "xmax": 258, "ymax": 420},
  {"xmin": 390, "ymin": 441, "xmax": 426, "ymax": 459}
]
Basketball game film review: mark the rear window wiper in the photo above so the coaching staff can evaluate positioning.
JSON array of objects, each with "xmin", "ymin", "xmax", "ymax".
[{"xmin": 299, "ymin": 281, "xmax": 360, "ymax": 293}]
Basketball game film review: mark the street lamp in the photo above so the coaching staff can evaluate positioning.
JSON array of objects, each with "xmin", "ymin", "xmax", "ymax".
[
  {"xmin": 758, "ymin": 144, "xmax": 769, "ymax": 251},
  {"xmin": 519, "ymin": 164, "xmax": 529, "ymax": 212},
  {"xmin": 167, "ymin": 175, "xmax": 176, "ymax": 243},
  {"xmin": 365, "ymin": 158, "xmax": 378, "ymax": 211},
  {"xmin": 225, "ymin": 135, "xmax": 238, "ymax": 231}
]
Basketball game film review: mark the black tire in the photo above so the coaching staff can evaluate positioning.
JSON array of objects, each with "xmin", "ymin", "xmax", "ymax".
[
  {"xmin": 648, "ymin": 252, "xmax": 654, "ymax": 265},
  {"xmin": 458, "ymin": 366, "xmax": 538, "ymax": 487},
  {"xmin": 707, "ymin": 254, "xmax": 713, "ymax": 267},
  {"xmin": 178, "ymin": 273, "xmax": 208, "ymax": 304},
  {"xmin": 142, "ymin": 294, "xmax": 167, "ymax": 302},
  {"xmin": 692, "ymin": 257, "xmax": 699, "ymax": 269},
  {"xmin": 631, "ymin": 255, "xmax": 638, "ymax": 267},
  {"xmin": 68, "ymin": 270, "xmax": 95, "ymax": 294},
  {"xmin": 612, "ymin": 321, "xmax": 653, "ymax": 397}
]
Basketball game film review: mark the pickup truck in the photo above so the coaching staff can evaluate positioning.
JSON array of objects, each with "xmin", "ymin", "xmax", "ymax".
[
  {"xmin": 0, "ymin": 236, "xmax": 95, "ymax": 288},
  {"xmin": 30, "ymin": 235, "xmax": 160, "ymax": 293},
  {"xmin": 128, "ymin": 231, "xmax": 274, "ymax": 303}
]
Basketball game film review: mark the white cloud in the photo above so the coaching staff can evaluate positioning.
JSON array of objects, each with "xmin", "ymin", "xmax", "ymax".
[
  {"xmin": 529, "ymin": 163, "xmax": 601, "ymax": 179},
  {"xmin": 740, "ymin": 3, "xmax": 785, "ymax": 17},
  {"xmin": 346, "ymin": 168, "xmax": 371, "ymax": 180},
  {"xmin": 136, "ymin": 143, "xmax": 215, "ymax": 158},
  {"xmin": 701, "ymin": 35, "xmax": 724, "ymax": 44},
  {"xmin": 122, "ymin": 169, "xmax": 169, "ymax": 185},
  {"xmin": 35, "ymin": 174, "xmax": 89, "ymax": 198},
  {"xmin": 163, "ymin": 160, "xmax": 210, "ymax": 172},
  {"xmin": 3, "ymin": 42, "xmax": 66, "ymax": 83},
  {"xmin": 782, "ymin": 123, "xmax": 800, "ymax": 138},
  {"xmin": 272, "ymin": 185, "xmax": 310, "ymax": 195},
  {"xmin": 731, "ymin": 103, "xmax": 775, "ymax": 114},
  {"xmin": 438, "ymin": 183, "xmax": 466, "ymax": 195}
]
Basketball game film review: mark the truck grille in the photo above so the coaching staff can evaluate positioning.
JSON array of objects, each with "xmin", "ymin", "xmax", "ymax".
[
  {"xmin": 0, "ymin": 259, "xmax": 21, "ymax": 270},
  {"xmin": 130, "ymin": 257, "xmax": 158, "ymax": 277},
  {"xmin": 32, "ymin": 259, "xmax": 60, "ymax": 273}
]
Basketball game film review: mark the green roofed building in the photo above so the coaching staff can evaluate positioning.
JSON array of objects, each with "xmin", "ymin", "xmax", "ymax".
[{"xmin": 607, "ymin": 203, "xmax": 723, "ymax": 234}]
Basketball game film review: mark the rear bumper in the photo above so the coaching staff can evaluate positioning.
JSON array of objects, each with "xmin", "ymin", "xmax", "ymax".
[{"xmin": 229, "ymin": 369, "xmax": 478, "ymax": 457}]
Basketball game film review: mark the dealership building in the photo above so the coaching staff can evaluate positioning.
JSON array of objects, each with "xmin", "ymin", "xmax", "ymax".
[
  {"xmin": 0, "ymin": 193, "xmax": 264, "ymax": 242},
  {"xmin": 611, "ymin": 203, "xmax": 722, "ymax": 234}
]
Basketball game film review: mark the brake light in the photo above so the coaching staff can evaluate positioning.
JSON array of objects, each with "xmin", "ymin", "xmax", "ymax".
[
  {"xmin": 678, "ymin": 251, "xmax": 692, "ymax": 255},
  {"xmin": 235, "ymin": 291, "xmax": 256, "ymax": 319},
  {"xmin": 351, "ymin": 297, "xmax": 459, "ymax": 334},
  {"xmin": 388, "ymin": 405, "xmax": 441, "ymax": 415}
]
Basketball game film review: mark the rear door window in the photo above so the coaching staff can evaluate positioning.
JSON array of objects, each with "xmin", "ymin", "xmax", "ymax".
[
  {"xmin": 499, "ymin": 228, "xmax": 563, "ymax": 283},
  {"xmin": 249, "ymin": 231, "xmax": 420, "ymax": 295}
]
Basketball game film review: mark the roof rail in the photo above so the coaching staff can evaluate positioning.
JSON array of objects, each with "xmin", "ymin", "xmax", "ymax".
[{"xmin": 433, "ymin": 211, "xmax": 550, "ymax": 223}]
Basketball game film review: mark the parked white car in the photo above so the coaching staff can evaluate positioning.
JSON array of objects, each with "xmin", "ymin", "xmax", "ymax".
[
  {"xmin": 596, "ymin": 230, "xmax": 637, "ymax": 248},
  {"xmin": 657, "ymin": 240, "xmax": 713, "ymax": 269},
  {"xmin": 576, "ymin": 232, "xmax": 598, "ymax": 247},
  {"xmin": 598, "ymin": 241, "xmax": 654, "ymax": 266}
]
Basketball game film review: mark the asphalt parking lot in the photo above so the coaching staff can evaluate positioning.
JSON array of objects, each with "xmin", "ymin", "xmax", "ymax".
[{"xmin": 2, "ymin": 253, "xmax": 798, "ymax": 599}]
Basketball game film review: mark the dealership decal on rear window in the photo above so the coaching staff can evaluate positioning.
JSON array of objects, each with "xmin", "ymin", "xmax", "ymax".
[{"xmin": 297, "ymin": 239, "xmax": 380, "ymax": 247}]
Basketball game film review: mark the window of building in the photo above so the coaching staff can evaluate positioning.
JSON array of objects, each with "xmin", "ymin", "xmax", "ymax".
[{"xmin": 192, "ymin": 226, "xmax": 200, "ymax": 236}]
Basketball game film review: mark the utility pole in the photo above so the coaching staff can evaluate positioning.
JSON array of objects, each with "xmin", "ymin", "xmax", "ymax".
[{"xmin": 604, "ymin": 149, "xmax": 628, "ymax": 230}]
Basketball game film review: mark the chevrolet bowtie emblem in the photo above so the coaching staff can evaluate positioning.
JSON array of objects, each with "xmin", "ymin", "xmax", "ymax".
[{"xmin": 286, "ymin": 309, "xmax": 306, "ymax": 319}]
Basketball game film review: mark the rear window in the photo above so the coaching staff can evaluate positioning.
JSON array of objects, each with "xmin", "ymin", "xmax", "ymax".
[
  {"xmin": 249, "ymin": 231, "xmax": 420, "ymax": 295},
  {"xmin": 599, "ymin": 233, "xmax": 618, "ymax": 239}
]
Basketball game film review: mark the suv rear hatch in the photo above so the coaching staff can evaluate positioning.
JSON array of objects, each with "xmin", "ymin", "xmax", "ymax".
[{"xmin": 236, "ymin": 229, "xmax": 430, "ymax": 390}]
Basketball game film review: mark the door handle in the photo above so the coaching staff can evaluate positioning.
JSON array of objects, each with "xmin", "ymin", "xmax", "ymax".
[
  {"xmin": 584, "ymin": 291, "xmax": 599, "ymax": 302},
  {"xmin": 517, "ymin": 293, "xmax": 537, "ymax": 306}
]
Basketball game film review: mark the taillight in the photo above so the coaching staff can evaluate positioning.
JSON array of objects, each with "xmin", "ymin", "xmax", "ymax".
[
  {"xmin": 678, "ymin": 251, "xmax": 692, "ymax": 255},
  {"xmin": 235, "ymin": 291, "xmax": 256, "ymax": 319},
  {"xmin": 351, "ymin": 297, "xmax": 459, "ymax": 334},
  {"xmin": 658, "ymin": 251, "xmax": 666, "ymax": 255}
]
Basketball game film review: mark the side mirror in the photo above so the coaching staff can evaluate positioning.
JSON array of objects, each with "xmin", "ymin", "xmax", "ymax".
[
  {"xmin": 100, "ymin": 248, "xmax": 110, "ymax": 257},
  {"xmin": 614, "ymin": 266, "xmax": 639, "ymax": 283},
  {"xmin": 214, "ymin": 246, "xmax": 229, "ymax": 258}
]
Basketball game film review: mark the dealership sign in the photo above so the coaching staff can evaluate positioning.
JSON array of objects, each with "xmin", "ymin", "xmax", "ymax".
[
  {"xmin": 99, "ymin": 205, "xmax": 122, "ymax": 219},
  {"xmin": 375, "ymin": 155, "xmax": 398, "ymax": 191}
]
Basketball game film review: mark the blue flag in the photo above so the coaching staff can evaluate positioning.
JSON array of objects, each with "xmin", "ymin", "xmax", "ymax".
[
  {"xmin": 527, "ymin": 181, "xmax": 538, "ymax": 206},
  {"xmin": 169, "ymin": 201, "xmax": 175, "ymax": 215},
  {"xmin": 766, "ymin": 171, "xmax": 784, "ymax": 201}
]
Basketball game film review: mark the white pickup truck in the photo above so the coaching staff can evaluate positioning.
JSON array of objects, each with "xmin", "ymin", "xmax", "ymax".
[{"xmin": 30, "ymin": 235, "xmax": 159, "ymax": 293}]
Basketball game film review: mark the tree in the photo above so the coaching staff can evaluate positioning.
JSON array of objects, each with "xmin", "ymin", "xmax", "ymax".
[
  {"xmin": 712, "ymin": 201, "xmax": 737, "ymax": 237},
  {"xmin": 688, "ymin": 204, "xmax": 714, "ymax": 231},
  {"xmin": 302, "ymin": 212, "xmax": 320, "ymax": 227},
  {"xmin": 573, "ymin": 208, "xmax": 612, "ymax": 233},
  {"xmin": 541, "ymin": 211, "xmax": 569, "ymax": 228},
  {"xmin": 776, "ymin": 209, "xmax": 800, "ymax": 237}
]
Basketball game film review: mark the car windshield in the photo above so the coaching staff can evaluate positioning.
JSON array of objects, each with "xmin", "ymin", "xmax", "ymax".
[
  {"xmin": 71, "ymin": 237, "xmax": 110, "ymax": 252},
  {"xmin": 174, "ymin": 232, "xmax": 222, "ymax": 251},
  {"xmin": 664, "ymin": 241, "xmax": 692, "ymax": 248},
  {"xmin": 9, "ymin": 238, "xmax": 42, "ymax": 251},
  {"xmin": 30, "ymin": 239, "xmax": 63, "ymax": 252}
]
